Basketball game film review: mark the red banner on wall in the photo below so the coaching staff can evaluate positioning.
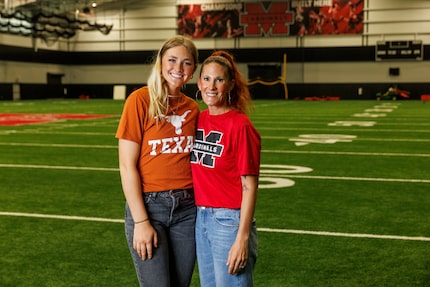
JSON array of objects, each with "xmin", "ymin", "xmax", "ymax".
[
  {"xmin": 177, "ymin": 3, "xmax": 244, "ymax": 38},
  {"xmin": 177, "ymin": 1, "xmax": 363, "ymax": 38},
  {"xmin": 291, "ymin": 0, "xmax": 364, "ymax": 35}
]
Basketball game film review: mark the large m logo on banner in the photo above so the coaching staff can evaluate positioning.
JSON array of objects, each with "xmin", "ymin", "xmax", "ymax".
[{"xmin": 240, "ymin": 2, "xmax": 293, "ymax": 36}]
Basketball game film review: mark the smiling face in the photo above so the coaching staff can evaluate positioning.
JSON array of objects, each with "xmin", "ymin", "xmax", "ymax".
[
  {"xmin": 198, "ymin": 62, "xmax": 234, "ymax": 115},
  {"xmin": 161, "ymin": 45, "xmax": 196, "ymax": 94}
]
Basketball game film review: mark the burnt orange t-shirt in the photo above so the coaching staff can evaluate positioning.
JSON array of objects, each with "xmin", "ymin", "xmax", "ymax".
[{"xmin": 116, "ymin": 87, "xmax": 199, "ymax": 192}]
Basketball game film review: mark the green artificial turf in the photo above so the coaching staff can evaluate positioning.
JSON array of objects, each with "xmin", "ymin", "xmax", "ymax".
[{"xmin": 1, "ymin": 99, "xmax": 429, "ymax": 286}]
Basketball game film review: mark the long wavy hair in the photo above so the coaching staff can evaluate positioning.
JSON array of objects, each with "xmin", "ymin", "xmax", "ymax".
[
  {"xmin": 147, "ymin": 35, "xmax": 198, "ymax": 120},
  {"xmin": 199, "ymin": 50, "xmax": 253, "ymax": 114}
]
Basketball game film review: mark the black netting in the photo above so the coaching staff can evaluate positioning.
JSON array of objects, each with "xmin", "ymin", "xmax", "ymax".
[{"xmin": 0, "ymin": 10, "xmax": 113, "ymax": 41}]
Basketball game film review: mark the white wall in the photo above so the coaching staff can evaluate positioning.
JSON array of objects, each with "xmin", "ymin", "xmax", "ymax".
[
  {"xmin": 0, "ymin": 61, "xmax": 65, "ymax": 84},
  {"xmin": 5, "ymin": 57, "xmax": 428, "ymax": 86},
  {"xmin": 65, "ymin": 64, "xmax": 152, "ymax": 84},
  {"xmin": 0, "ymin": 60, "xmax": 249, "ymax": 86},
  {"xmin": 302, "ymin": 61, "xmax": 430, "ymax": 83},
  {"xmin": 365, "ymin": 0, "xmax": 430, "ymax": 45}
]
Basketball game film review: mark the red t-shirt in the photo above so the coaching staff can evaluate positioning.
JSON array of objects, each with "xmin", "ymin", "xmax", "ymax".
[
  {"xmin": 116, "ymin": 86, "xmax": 199, "ymax": 192},
  {"xmin": 191, "ymin": 109, "xmax": 261, "ymax": 208}
]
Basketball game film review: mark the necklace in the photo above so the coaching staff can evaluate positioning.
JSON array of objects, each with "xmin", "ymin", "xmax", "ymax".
[{"xmin": 167, "ymin": 94, "xmax": 182, "ymax": 115}]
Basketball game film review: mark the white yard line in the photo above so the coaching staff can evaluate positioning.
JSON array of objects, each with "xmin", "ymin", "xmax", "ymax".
[
  {"xmin": 0, "ymin": 142, "xmax": 116, "ymax": 148},
  {"xmin": 1, "ymin": 142, "xmax": 429, "ymax": 157},
  {"xmin": 275, "ymin": 174, "xmax": 430, "ymax": 183},
  {"xmin": 3, "ymin": 127, "xmax": 430, "ymax": 135},
  {"xmin": 1, "ymin": 163, "xmax": 430, "ymax": 183},
  {"xmin": 263, "ymin": 136, "xmax": 430, "ymax": 143},
  {"xmin": 0, "ymin": 163, "xmax": 118, "ymax": 171},
  {"xmin": 262, "ymin": 149, "xmax": 430, "ymax": 157},
  {"xmin": 1, "ymin": 211, "xmax": 428, "ymax": 242},
  {"xmin": 0, "ymin": 211, "xmax": 123, "ymax": 223},
  {"xmin": 258, "ymin": 127, "xmax": 430, "ymax": 133},
  {"xmin": 257, "ymin": 227, "xmax": 430, "ymax": 242},
  {"xmin": 0, "ymin": 130, "xmax": 114, "ymax": 136}
]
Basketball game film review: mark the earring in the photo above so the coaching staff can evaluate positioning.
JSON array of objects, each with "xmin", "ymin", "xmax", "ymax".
[
  {"xmin": 195, "ymin": 90, "xmax": 202, "ymax": 102},
  {"xmin": 228, "ymin": 92, "xmax": 231, "ymax": 105}
]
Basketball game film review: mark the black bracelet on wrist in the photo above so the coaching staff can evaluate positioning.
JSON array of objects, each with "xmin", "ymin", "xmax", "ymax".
[{"xmin": 134, "ymin": 218, "xmax": 149, "ymax": 224}]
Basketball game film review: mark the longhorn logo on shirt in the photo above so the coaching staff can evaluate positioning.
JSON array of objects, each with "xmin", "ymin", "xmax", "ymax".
[
  {"xmin": 191, "ymin": 129, "xmax": 224, "ymax": 168},
  {"xmin": 166, "ymin": 110, "xmax": 192, "ymax": 135},
  {"xmin": 147, "ymin": 110, "xmax": 194, "ymax": 156}
]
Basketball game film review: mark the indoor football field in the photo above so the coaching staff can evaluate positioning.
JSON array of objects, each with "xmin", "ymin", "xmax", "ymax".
[{"xmin": 0, "ymin": 98, "xmax": 429, "ymax": 286}]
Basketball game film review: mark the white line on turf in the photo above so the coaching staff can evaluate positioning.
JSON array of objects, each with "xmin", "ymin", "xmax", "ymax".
[
  {"xmin": 0, "ymin": 130, "xmax": 114, "ymax": 136},
  {"xmin": 275, "ymin": 174, "xmax": 430, "ymax": 183},
  {"xmin": 257, "ymin": 228, "xmax": 430, "ymax": 242},
  {"xmin": 1, "ymin": 142, "xmax": 429, "ymax": 158},
  {"xmin": 1, "ymin": 211, "xmax": 428, "ymax": 242},
  {"xmin": 262, "ymin": 149, "xmax": 430, "ymax": 157},
  {"xmin": 0, "ymin": 142, "xmax": 117, "ymax": 148},
  {"xmin": 263, "ymin": 136, "xmax": 430, "ymax": 143},
  {"xmin": 3, "ymin": 127, "xmax": 430, "ymax": 135},
  {"xmin": 1, "ymin": 164, "xmax": 430, "ymax": 183},
  {"xmin": 0, "ymin": 164, "xmax": 118, "ymax": 171},
  {"xmin": 258, "ymin": 127, "xmax": 430, "ymax": 133},
  {"xmin": 0, "ymin": 211, "xmax": 123, "ymax": 223}
]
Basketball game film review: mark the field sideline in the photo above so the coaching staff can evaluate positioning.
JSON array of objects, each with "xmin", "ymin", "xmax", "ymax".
[{"xmin": 1, "ymin": 99, "xmax": 429, "ymax": 286}]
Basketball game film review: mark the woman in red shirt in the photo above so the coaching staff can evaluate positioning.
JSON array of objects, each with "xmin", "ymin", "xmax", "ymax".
[{"xmin": 191, "ymin": 50, "xmax": 261, "ymax": 287}]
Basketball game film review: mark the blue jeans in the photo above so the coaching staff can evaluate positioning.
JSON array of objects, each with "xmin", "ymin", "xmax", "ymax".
[
  {"xmin": 196, "ymin": 207, "xmax": 258, "ymax": 287},
  {"xmin": 125, "ymin": 189, "xmax": 196, "ymax": 287}
]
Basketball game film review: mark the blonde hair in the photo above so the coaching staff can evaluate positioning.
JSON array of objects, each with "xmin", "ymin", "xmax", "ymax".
[{"xmin": 147, "ymin": 36, "xmax": 198, "ymax": 120}]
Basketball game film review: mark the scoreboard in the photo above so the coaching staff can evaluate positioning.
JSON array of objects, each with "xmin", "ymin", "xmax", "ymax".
[{"xmin": 376, "ymin": 40, "xmax": 423, "ymax": 61}]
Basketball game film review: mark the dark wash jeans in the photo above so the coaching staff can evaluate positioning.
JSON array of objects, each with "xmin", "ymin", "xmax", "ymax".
[{"xmin": 125, "ymin": 189, "xmax": 196, "ymax": 287}]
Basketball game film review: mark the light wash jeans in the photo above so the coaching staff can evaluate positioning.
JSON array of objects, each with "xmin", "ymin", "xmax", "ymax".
[
  {"xmin": 125, "ymin": 189, "xmax": 196, "ymax": 287},
  {"xmin": 196, "ymin": 207, "xmax": 258, "ymax": 287}
]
